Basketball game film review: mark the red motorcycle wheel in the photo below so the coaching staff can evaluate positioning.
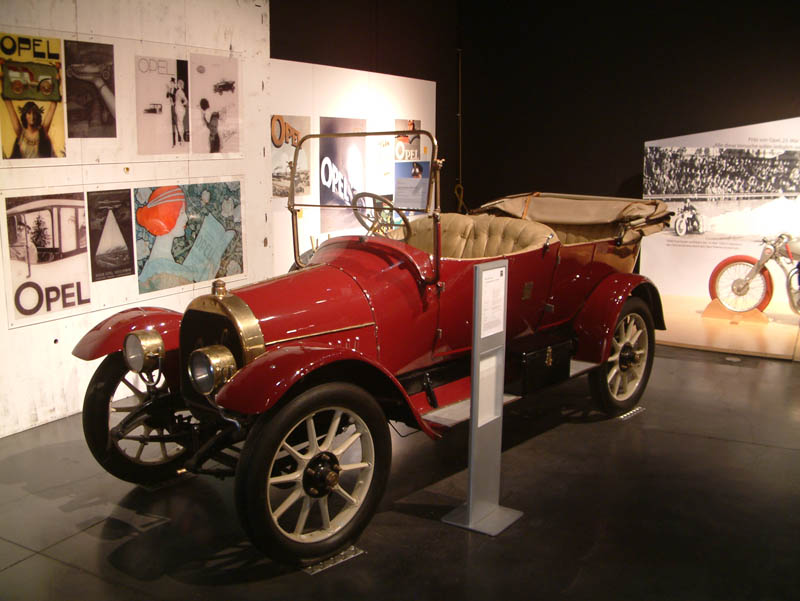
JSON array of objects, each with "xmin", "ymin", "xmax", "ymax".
[{"xmin": 708, "ymin": 255, "xmax": 774, "ymax": 313}]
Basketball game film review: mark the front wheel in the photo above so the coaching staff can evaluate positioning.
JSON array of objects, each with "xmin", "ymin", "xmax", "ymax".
[
  {"xmin": 235, "ymin": 382, "xmax": 391, "ymax": 564},
  {"xmin": 588, "ymin": 297, "xmax": 655, "ymax": 416},
  {"xmin": 708, "ymin": 255, "xmax": 773, "ymax": 312},
  {"xmin": 673, "ymin": 214, "xmax": 687, "ymax": 236},
  {"xmin": 82, "ymin": 352, "xmax": 192, "ymax": 485}
]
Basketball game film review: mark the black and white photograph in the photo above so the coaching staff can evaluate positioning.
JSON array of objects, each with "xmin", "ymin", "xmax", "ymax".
[
  {"xmin": 645, "ymin": 145, "xmax": 800, "ymax": 235},
  {"xmin": 64, "ymin": 40, "xmax": 116, "ymax": 138}
]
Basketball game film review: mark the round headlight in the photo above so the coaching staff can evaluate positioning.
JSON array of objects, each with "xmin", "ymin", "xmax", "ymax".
[
  {"xmin": 123, "ymin": 330, "xmax": 164, "ymax": 373},
  {"xmin": 189, "ymin": 345, "xmax": 237, "ymax": 396}
]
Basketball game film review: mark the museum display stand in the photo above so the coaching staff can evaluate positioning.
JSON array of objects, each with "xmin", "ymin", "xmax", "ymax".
[
  {"xmin": 442, "ymin": 260, "xmax": 523, "ymax": 536},
  {"xmin": 701, "ymin": 299, "xmax": 769, "ymax": 324}
]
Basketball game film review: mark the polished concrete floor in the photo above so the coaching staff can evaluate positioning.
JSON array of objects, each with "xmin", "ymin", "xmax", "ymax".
[{"xmin": 0, "ymin": 345, "xmax": 798, "ymax": 600}]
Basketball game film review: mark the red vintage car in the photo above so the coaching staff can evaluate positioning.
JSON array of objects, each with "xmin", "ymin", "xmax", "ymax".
[{"xmin": 73, "ymin": 130, "xmax": 669, "ymax": 564}]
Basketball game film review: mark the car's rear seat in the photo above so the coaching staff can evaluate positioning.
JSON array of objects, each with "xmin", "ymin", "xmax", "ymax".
[{"xmin": 398, "ymin": 213, "xmax": 557, "ymax": 259}]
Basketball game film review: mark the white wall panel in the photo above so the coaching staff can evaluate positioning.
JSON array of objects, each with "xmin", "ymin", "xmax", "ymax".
[
  {"xmin": 0, "ymin": 0, "xmax": 269, "ymax": 437},
  {"xmin": 0, "ymin": 4, "xmax": 434, "ymax": 438}
]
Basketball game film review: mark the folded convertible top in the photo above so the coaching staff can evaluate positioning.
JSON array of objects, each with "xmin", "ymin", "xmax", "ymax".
[{"xmin": 472, "ymin": 191, "xmax": 670, "ymax": 243}]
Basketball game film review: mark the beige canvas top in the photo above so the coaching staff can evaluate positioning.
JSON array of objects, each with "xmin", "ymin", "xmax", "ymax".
[{"xmin": 474, "ymin": 192, "xmax": 669, "ymax": 225}]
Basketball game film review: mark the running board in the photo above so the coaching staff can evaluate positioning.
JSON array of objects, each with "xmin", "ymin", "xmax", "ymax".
[
  {"xmin": 570, "ymin": 359, "xmax": 599, "ymax": 377},
  {"xmin": 422, "ymin": 393, "xmax": 521, "ymax": 427},
  {"xmin": 422, "ymin": 360, "xmax": 599, "ymax": 428}
]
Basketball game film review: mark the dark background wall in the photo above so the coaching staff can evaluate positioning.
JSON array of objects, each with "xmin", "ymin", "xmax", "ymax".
[{"xmin": 270, "ymin": 2, "xmax": 800, "ymax": 212}]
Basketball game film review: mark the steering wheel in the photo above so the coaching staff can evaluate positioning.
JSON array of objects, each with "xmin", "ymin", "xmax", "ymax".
[{"xmin": 351, "ymin": 192, "xmax": 411, "ymax": 243}]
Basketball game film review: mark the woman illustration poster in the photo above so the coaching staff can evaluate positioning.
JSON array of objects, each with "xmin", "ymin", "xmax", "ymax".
[
  {"xmin": 136, "ymin": 185, "xmax": 234, "ymax": 293},
  {"xmin": 0, "ymin": 33, "xmax": 66, "ymax": 158}
]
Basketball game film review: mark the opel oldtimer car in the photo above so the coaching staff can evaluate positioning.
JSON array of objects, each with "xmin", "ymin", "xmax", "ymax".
[{"xmin": 73, "ymin": 130, "xmax": 669, "ymax": 564}]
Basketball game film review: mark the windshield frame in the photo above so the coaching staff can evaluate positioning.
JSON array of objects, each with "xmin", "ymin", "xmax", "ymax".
[{"xmin": 287, "ymin": 129, "xmax": 441, "ymax": 271}]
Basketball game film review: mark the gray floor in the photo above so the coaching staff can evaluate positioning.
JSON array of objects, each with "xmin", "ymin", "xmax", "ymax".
[{"xmin": 0, "ymin": 344, "xmax": 798, "ymax": 600}]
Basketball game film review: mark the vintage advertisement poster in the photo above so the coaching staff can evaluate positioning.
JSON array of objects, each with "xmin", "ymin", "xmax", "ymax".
[
  {"xmin": 135, "ymin": 56, "xmax": 189, "ymax": 154},
  {"xmin": 134, "ymin": 181, "xmax": 242, "ymax": 293},
  {"xmin": 319, "ymin": 117, "xmax": 365, "ymax": 232},
  {"xmin": 5, "ymin": 192, "xmax": 90, "ymax": 322},
  {"xmin": 394, "ymin": 160, "xmax": 430, "ymax": 211},
  {"xmin": 641, "ymin": 116, "xmax": 800, "ymax": 360},
  {"xmin": 87, "ymin": 189, "xmax": 134, "ymax": 281},
  {"xmin": 394, "ymin": 119, "xmax": 424, "ymax": 161},
  {"xmin": 189, "ymin": 53, "xmax": 239, "ymax": 154},
  {"xmin": 392, "ymin": 119, "xmax": 431, "ymax": 213},
  {"xmin": 0, "ymin": 32, "xmax": 66, "ymax": 158},
  {"xmin": 64, "ymin": 40, "xmax": 116, "ymax": 138},
  {"xmin": 271, "ymin": 114, "xmax": 310, "ymax": 197}
]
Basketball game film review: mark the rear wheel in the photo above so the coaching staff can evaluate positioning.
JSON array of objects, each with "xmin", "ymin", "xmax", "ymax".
[
  {"xmin": 694, "ymin": 214, "xmax": 705, "ymax": 234},
  {"xmin": 708, "ymin": 255, "xmax": 773, "ymax": 312},
  {"xmin": 235, "ymin": 382, "xmax": 391, "ymax": 564},
  {"xmin": 589, "ymin": 297, "xmax": 655, "ymax": 416}
]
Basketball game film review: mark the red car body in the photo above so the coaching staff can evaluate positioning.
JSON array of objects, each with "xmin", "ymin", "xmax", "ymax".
[{"xmin": 74, "ymin": 230, "xmax": 663, "ymax": 434}]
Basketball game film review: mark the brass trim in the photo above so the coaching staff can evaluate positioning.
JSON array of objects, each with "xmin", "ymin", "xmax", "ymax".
[
  {"xmin": 124, "ymin": 330, "xmax": 165, "ymax": 373},
  {"xmin": 188, "ymin": 344, "xmax": 237, "ymax": 395},
  {"xmin": 265, "ymin": 322, "xmax": 375, "ymax": 347},
  {"xmin": 186, "ymin": 280, "xmax": 266, "ymax": 364}
]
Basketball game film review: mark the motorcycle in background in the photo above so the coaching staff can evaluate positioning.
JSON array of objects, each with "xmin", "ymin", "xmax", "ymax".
[
  {"xmin": 673, "ymin": 200, "xmax": 704, "ymax": 236},
  {"xmin": 708, "ymin": 233, "xmax": 800, "ymax": 313}
]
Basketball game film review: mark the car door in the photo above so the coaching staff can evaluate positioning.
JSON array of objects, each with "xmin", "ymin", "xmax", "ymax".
[{"xmin": 434, "ymin": 248, "xmax": 559, "ymax": 358}]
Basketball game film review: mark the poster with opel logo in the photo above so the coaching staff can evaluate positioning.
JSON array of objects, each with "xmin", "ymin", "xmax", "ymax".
[
  {"xmin": 319, "ymin": 117, "xmax": 365, "ymax": 233},
  {"xmin": 271, "ymin": 114, "xmax": 310, "ymax": 197},
  {"xmin": 5, "ymin": 192, "xmax": 91, "ymax": 324},
  {"xmin": 0, "ymin": 32, "xmax": 66, "ymax": 159},
  {"xmin": 394, "ymin": 119, "xmax": 426, "ymax": 162},
  {"xmin": 135, "ymin": 56, "xmax": 189, "ymax": 155}
]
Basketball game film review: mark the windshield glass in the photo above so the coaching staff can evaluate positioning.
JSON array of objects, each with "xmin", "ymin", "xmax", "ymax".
[{"xmin": 285, "ymin": 128, "xmax": 439, "ymax": 267}]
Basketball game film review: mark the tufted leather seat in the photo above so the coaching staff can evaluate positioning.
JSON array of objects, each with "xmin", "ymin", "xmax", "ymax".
[{"xmin": 394, "ymin": 213, "xmax": 557, "ymax": 259}]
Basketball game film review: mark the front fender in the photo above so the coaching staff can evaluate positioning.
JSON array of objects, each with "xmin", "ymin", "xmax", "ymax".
[
  {"xmin": 216, "ymin": 342, "xmax": 408, "ymax": 415},
  {"xmin": 573, "ymin": 274, "xmax": 665, "ymax": 364},
  {"xmin": 72, "ymin": 307, "xmax": 183, "ymax": 360}
]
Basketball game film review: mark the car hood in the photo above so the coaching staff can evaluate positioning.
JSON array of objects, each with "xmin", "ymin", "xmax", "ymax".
[{"xmin": 230, "ymin": 264, "xmax": 374, "ymax": 347}]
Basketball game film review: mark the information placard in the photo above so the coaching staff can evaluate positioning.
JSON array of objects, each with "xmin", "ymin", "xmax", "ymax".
[{"xmin": 442, "ymin": 260, "xmax": 522, "ymax": 535}]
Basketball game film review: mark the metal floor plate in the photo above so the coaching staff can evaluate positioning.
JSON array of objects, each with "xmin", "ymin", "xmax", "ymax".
[{"xmin": 303, "ymin": 546, "xmax": 364, "ymax": 575}]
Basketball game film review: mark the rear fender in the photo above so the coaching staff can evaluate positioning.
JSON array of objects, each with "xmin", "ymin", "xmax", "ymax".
[
  {"xmin": 72, "ymin": 307, "xmax": 182, "ymax": 360},
  {"xmin": 573, "ymin": 274, "xmax": 665, "ymax": 364},
  {"xmin": 216, "ymin": 343, "xmax": 412, "ymax": 418}
]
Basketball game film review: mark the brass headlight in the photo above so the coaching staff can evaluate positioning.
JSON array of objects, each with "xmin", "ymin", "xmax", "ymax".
[
  {"xmin": 123, "ymin": 330, "xmax": 165, "ymax": 373},
  {"xmin": 188, "ymin": 345, "xmax": 237, "ymax": 396}
]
